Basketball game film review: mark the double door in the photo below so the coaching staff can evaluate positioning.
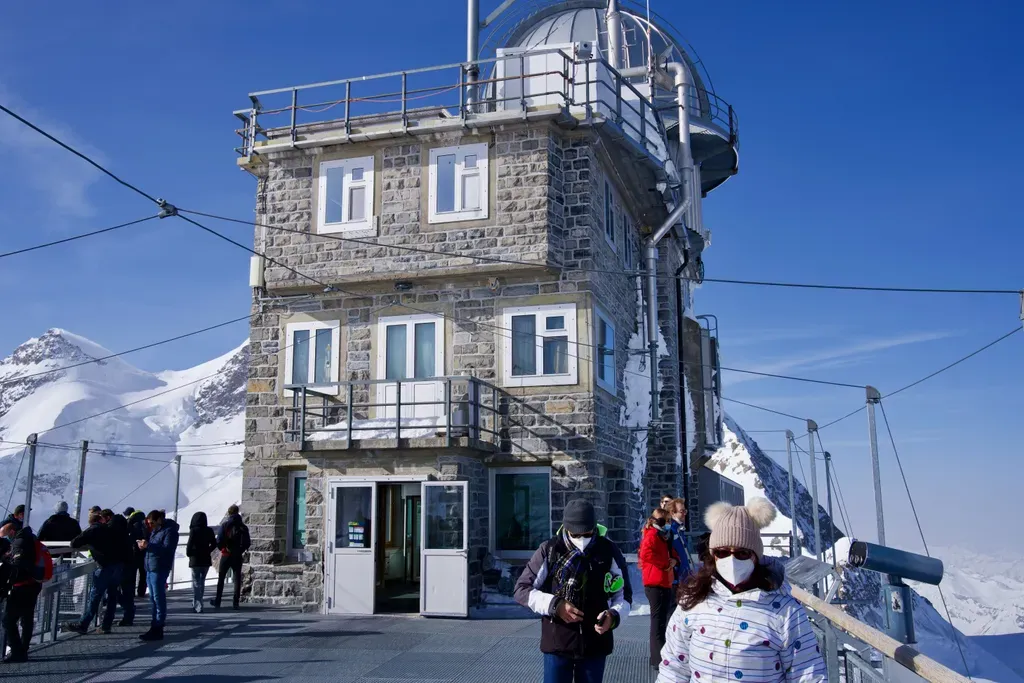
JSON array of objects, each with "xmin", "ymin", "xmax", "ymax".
[
  {"xmin": 377, "ymin": 315, "xmax": 445, "ymax": 424},
  {"xmin": 325, "ymin": 480, "xmax": 468, "ymax": 617}
]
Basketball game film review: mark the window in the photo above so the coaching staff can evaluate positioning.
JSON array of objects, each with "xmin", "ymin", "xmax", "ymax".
[
  {"xmin": 502, "ymin": 303, "xmax": 578, "ymax": 387},
  {"xmin": 284, "ymin": 321, "xmax": 341, "ymax": 394},
  {"xmin": 317, "ymin": 156, "xmax": 374, "ymax": 234},
  {"xmin": 595, "ymin": 308, "xmax": 616, "ymax": 393},
  {"xmin": 490, "ymin": 467, "xmax": 551, "ymax": 559},
  {"xmin": 287, "ymin": 471, "xmax": 307, "ymax": 557},
  {"xmin": 429, "ymin": 143, "xmax": 488, "ymax": 224},
  {"xmin": 604, "ymin": 182, "xmax": 615, "ymax": 248}
]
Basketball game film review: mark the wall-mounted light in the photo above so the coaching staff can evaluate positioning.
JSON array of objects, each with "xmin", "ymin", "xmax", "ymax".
[{"xmin": 394, "ymin": 281, "xmax": 414, "ymax": 292}]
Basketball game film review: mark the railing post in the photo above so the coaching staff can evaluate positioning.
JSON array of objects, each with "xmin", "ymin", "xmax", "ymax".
[
  {"xmin": 445, "ymin": 379, "xmax": 453, "ymax": 448},
  {"xmin": 51, "ymin": 586, "xmax": 60, "ymax": 641},
  {"xmin": 289, "ymin": 88, "xmax": 297, "ymax": 147},
  {"xmin": 614, "ymin": 71, "xmax": 622, "ymax": 123},
  {"xmin": 519, "ymin": 54, "xmax": 527, "ymax": 119},
  {"xmin": 300, "ymin": 386, "xmax": 307, "ymax": 446},
  {"xmin": 344, "ymin": 82, "xmax": 352, "ymax": 137},
  {"xmin": 395, "ymin": 380, "xmax": 402, "ymax": 442},
  {"xmin": 459, "ymin": 65, "xmax": 466, "ymax": 118},
  {"xmin": 400, "ymin": 72, "xmax": 408, "ymax": 132},
  {"xmin": 346, "ymin": 384, "xmax": 354, "ymax": 444},
  {"xmin": 322, "ymin": 395, "xmax": 328, "ymax": 431}
]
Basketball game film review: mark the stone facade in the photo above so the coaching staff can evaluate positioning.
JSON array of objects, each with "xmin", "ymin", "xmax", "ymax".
[{"xmin": 241, "ymin": 119, "xmax": 696, "ymax": 610}]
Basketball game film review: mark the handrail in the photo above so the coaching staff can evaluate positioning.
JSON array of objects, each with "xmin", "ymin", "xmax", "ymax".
[{"xmin": 791, "ymin": 586, "xmax": 970, "ymax": 683}]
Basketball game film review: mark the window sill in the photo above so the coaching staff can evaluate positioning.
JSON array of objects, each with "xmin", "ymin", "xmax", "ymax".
[
  {"xmin": 317, "ymin": 220, "xmax": 377, "ymax": 237},
  {"xmin": 427, "ymin": 210, "xmax": 489, "ymax": 225},
  {"xmin": 504, "ymin": 373, "xmax": 578, "ymax": 388}
]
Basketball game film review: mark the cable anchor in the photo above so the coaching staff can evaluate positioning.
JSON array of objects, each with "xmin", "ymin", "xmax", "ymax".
[{"xmin": 157, "ymin": 199, "xmax": 178, "ymax": 219}]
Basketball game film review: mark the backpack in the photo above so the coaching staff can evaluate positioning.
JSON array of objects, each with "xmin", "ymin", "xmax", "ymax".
[
  {"xmin": 238, "ymin": 524, "xmax": 251, "ymax": 553},
  {"xmin": 34, "ymin": 540, "xmax": 53, "ymax": 582}
]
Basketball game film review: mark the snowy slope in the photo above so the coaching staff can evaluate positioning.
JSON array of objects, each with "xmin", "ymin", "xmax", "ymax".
[
  {"xmin": 0, "ymin": 329, "xmax": 246, "ymax": 527},
  {"xmin": 720, "ymin": 417, "xmax": 1023, "ymax": 683}
]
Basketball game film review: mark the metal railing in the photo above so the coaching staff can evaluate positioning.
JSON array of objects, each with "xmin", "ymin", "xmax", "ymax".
[
  {"xmin": 285, "ymin": 375, "xmax": 578, "ymax": 459},
  {"xmin": 233, "ymin": 48, "xmax": 734, "ymax": 162}
]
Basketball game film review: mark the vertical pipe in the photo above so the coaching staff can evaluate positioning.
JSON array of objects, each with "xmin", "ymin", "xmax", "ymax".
[
  {"xmin": 466, "ymin": 0, "xmax": 480, "ymax": 107},
  {"xmin": 346, "ymin": 384, "xmax": 354, "ymax": 444},
  {"xmin": 73, "ymin": 440, "xmax": 88, "ymax": 521},
  {"xmin": 24, "ymin": 434, "xmax": 37, "ymax": 530},
  {"xmin": 644, "ymin": 242, "xmax": 660, "ymax": 421},
  {"xmin": 606, "ymin": 0, "xmax": 623, "ymax": 70},
  {"xmin": 172, "ymin": 455, "xmax": 182, "ymax": 522},
  {"xmin": 824, "ymin": 451, "xmax": 837, "ymax": 570},
  {"xmin": 300, "ymin": 386, "xmax": 307, "ymax": 445},
  {"xmin": 866, "ymin": 386, "xmax": 886, "ymax": 545},
  {"xmin": 396, "ymin": 380, "xmax": 402, "ymax": 442},
  {"xmin": 785, "ymin": 430, "xmax": 799, "ymax": 557},
  {"xmin": 807, "ymin": 420, "xmax": 821, "ymax": 564}
]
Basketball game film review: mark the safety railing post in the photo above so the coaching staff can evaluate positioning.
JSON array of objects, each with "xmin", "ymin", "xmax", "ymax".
[
  {"xmin": 51, "ymin": 585, "xmax": 60, "ymax": 641},
  {"xmin": 299, "ymin": 386, "xmax": 307, "ymax": 445},
  {"xmin": 459, "ymin": 65, "xmax": 466, "ymax": 118},
  {"xmin": 289, "ymin": 88, "xmax": 298, "ymax": 147},
  {"xmin": 614, "ymin": 71, "xmax": 622, "ymax": 123},
  {"xmin": 400, "ymin": 72, "xmax": 408, "ymax": 132},
  {"xmin": 322, "ymin": 395, "xmax": 328, "ymax": 431},
  {"xmin": 395, "ymin": 380, "xmax": 402, "ymax": 442},
  {"xmin": 492, "ymin": 386, "xmax": 498, "ymax": 447},
  {"xmin": 822, "ymin": 619, "xmax": 841, "ymax": 683},
  {"xmin": 519, "ymin": 54, "xmax": 527, "ymax": 119},
  {"xmin": 344, "ymin": 82, "xmax": 352, "ymax": 137},
  {"xmin": 346, "ymin": 384, "xmax": 354, "ymax": 444},
  {"xmin": 445, "ymin": 379, "xmax": 452, "ymax": 448}
]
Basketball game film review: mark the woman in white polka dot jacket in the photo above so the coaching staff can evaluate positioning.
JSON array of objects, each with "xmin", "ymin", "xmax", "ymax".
[{"xmin": 657, "ymin": 497, "xmax": 826, "ymax": 683}]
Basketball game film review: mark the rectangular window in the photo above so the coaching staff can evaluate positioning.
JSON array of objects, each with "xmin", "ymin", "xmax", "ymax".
[
  {"xmin": 317, "ymin": 156, "xmax": 374, "ymax": 234},
  {"xmin": 428, "ymin": 143, "xmax": 488, "ymax": 224},
  {"xmin": 503, "ymin": 303, "xmax": 578, "ymax": 387},
  {"xmin": 595, "ymin": 309, "xmax": 616, "ymax": 393},
  {"xmin": 284, "ymin": 321, "xmax": 341, "ymax": 394},
  {"xmin": 603, "ymin": 182, "xmax": 617, "ymax": 251},
  {"xmin": 624, "ymin": 229, "xmax": 634, "ymax": 270},
  {"xmin": 385, "ymin": 325, "xmax": 408, "ymax": 380},
  {"xmin": 490, "ymin": 467, "xmax": 551, "ymax": 558},
  {"xmin": 287, "ymin": 471, "xmax": 308, "ymax": 556}
]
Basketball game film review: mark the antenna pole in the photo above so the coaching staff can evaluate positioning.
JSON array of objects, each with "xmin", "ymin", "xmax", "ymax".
[
  {"xmin": 73, "ymin": 440, "xmax": 89, "ymax": 521},
  {"xmin": 466, "ymin": 0, "xmax": 480, "ymax": 107},
  {"xmin": 785, "ymin": 430, "xmax": 799, "ymax": 557},
  {"xmin": 824, "ymin": 451, "xmax": 836, "ymax": 571},
  {"xmin": 866, "ymin": 386, "xmax": 886, "ymax": 546},
  {"xmin": 24, "ymin": 434, "xmax": 37, "ymax": 530}
]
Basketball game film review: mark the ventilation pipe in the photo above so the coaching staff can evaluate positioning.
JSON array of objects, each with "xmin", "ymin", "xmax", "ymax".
[
  {"xmin": 466, "ymin": 0, "xmax": 480, "ymax": 107},
  {"xmin": 606, "ymin": 0, "xmax": 623, "ymax": 69},
  {"xmin": 664, "ymin": 61, "xmax": 697, "ymax": 233}
]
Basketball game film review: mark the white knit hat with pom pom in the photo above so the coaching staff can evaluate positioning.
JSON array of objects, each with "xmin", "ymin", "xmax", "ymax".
[{"xmin": 705, "ymin": 497, "xmax": 777, "ymax": 560}]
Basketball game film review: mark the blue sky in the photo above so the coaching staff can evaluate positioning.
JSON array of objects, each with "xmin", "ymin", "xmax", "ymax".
[{"xmin": 1, "ymin": 1, "xmax": 1021, "ymax": 553}]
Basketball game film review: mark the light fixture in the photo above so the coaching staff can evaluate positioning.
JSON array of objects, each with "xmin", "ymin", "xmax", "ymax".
[{"xmin": 394, "ymin": 281, "xmax": 414, "ymax": 292}]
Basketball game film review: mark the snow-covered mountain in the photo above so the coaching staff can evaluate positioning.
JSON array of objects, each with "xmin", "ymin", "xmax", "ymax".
[
  {"xmin": 0, "ymin": 329, "xmax": 246, "ymax": 528},
  {"xmin": 722, "ymin": 417, "xmax": 1024, "ymax": 683}
]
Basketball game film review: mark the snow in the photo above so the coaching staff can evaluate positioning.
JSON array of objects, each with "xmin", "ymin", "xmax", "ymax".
[{"xmin": 306, "ymin": 416, "xmax": 446, "ymax": 441}]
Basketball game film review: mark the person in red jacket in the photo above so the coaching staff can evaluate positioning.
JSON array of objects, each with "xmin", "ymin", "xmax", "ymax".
[{"xmin": 639, "ymin": 507, "xmax": 679, "ymax": 668}]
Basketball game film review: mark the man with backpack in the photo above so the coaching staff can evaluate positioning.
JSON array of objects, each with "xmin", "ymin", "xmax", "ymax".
[
  {"xmin": 210, "ymin": 505, "xmax": 249, "ymax": 610},
  {"xmin": 1, "ymin": 524, "xmax": 49, "ymax": 663}
]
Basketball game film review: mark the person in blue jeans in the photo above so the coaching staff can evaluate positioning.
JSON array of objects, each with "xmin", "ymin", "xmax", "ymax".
[
  {"xmin": 137, "ymin": 510, "xmax": 179, "ymax": 641},
  {"xmin": 185, "ymin": 511, "xmax": 216, "ymax": 613},
  {"xmin": 65, "ymin": 512, "xmax": 123, "ymax": 634},
  {"xmin": 665, "ymin": 498, "xmax": 692, "ymax": 584}
]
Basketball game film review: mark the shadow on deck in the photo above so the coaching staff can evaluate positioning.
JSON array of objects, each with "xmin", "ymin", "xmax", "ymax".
[{"xmin": 4, "ymin": 590, "xmax": 658, "ymax": 682}]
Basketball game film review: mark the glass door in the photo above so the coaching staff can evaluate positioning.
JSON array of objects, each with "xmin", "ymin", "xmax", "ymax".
[
  {"xmin": 326, "ymin": 482, "xmax": 376, "ymax": 614},
  {"xmin": 420, "ymin": 481, "xmax": 468, "ymax": 617},
  {"xmin": 377, "ymin": 315, "xmax": 445, "ymax": 424}
]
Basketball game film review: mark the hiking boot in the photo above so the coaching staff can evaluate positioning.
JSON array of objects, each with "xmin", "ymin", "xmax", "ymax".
[
  {"xmin": 139, "ymin": 627, "xmax": 164, "ymax": 642},
  {"xmin": 118, "ymin": 619, "xmax": 134, "ymax": 627},
  {"xmin": 2, "ymin": 653, "xmax": 28, "ymax": 664},
  {"xmin": 208, "ymin": 599, "xmax": 220, "ymax": 609},
  {"xmin": 96, "ymin": 627, "xmax": 112, "ymax": 635},
  {"xmin": 62, "ymin": 622, "xmax": 88, "ymax": 635}
]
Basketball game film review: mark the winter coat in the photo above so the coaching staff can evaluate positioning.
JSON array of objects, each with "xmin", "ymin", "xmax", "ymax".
[
  {"xmin": 1, "ymin": 514, "xmax": 23, "ymax": 532},
  {"xmin": 8, "ymin": 527, "xmax": 38, "ymax": 585},
  {"xmin": 514, "ymin": 532, "xmax": 632, "ymax": 659},
  {"xmin": 38, "ymin": 512, "xmax": 82, "ymax": 543},
  {"xmin": 669, "ymin": 520, "xmax": 692, "ymax": 584},
  {"xmin": 656, "ymin": 579, "xmax": 827, "ymax": 683},
  {"xmin": 70, "ymin": 522, "xmax": 119, "ymax": 568},
  {"xmin": 127, "ymin": 512, "xmax": 147, "ymax": 564},
  {"xmin": 639, "ymin": 526, "xmax": 678, "ymax": 589},
  {"xmin": 107, "ymin": 514, "xmax": 135, "ymax": 565},
  {"xmin": 144, "ymin": 518, "xmax": 180, "ymax": 574},
  {"xmin": 186, "ymin": 512, "xmax": 217, "ymax": 568},
  {"xmin": 217, "ymin": 514, "xmax": 250, "ymax": 556}
]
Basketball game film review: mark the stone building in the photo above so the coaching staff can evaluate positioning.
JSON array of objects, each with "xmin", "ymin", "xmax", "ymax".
[{"xmin": 235, "ymin": 0, "xmax": 737, "ymax": 615}]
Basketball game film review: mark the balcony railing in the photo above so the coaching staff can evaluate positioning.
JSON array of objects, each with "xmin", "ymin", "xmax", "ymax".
[
  {"xmin": 233, "ymin": 48, "xmax": 737, "ymax": 167},
  {"xmin": 284, "ymin": 376, "xmax": 579, "ymax": 460}
]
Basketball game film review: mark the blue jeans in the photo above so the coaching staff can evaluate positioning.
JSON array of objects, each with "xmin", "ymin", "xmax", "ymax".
[
  {"xmin": 191, "ymin": 567, "xmax": 209, "ymax": 611},
  {"xmin": 543, "ymin": 654, "xmax": 607, "ymax": 683},
  {"xmin": 80, "ymin": 564, "xmax": 122, "ymax": 630},
  {"xmin": 146, "ymin": 570, "xmax": 170, "ymax": 627}
]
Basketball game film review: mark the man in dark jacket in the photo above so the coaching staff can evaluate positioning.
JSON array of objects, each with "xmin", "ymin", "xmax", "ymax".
[
  {"xmin": 186, "ymin": 512, "xmax": 216, "ymax": 614},
  {"xmin": 107, "ymin": 512, "xmax": 137, "ymax": 627},
  {"xmin": 1, "ymin": 505, "xmax": 26, "ymax": 533},
  {"xmin": 138, "ymin": 510, "xmax": 178, "ymax": 641},
  {"xmin": 2, "ymin": 525, "xmax": 42, "ymax": 663},
  {"xmin": 514, "ymin": 499, "xmax": 632, "ymax": 683},
  {"xmin": 127, "ymin": 510, "xmax": 148, "ymax": 597},
  {"xmin": 210, "ymin": 505, "xmax": 249, "ymax": 610},
  {"xmin": 38, "ymin": 501, "xmax": 82, "ymax": 543},
  {"xmin": 64, "ymin": 512, "xmax": 122, "ymax": 634}
]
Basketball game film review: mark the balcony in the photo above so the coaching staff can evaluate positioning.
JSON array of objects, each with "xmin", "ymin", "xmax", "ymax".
[{"xmin": 284, "ymin": 376, "xmax": 579, "ymax": 461}]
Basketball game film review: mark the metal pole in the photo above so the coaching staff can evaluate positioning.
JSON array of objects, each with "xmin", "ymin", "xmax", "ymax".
[
  {"xmin": 466, "ymin": 0, "xmax": 480, "ymax": 107},
  {"xmin": 24, "ymin": 434, "xmax": 37, "ymax": 530},
  {"xmin": 785, "ymin": 430, "xmax": 799, "ymax": 557},
  {"xmin": 172, "ymin": 455, "xmax": 182, "ymax": 522},
  {"xmin": 866, "ymin": 386, "xmax": 886, "ymax": 545},
  {"xmin": 824, "ymin": 451, "xmax": 837, "ymax": 571},
  {"xmin": 806, "ymin": 420, "xmax": 821, "ymax": 563},
  {"xmin": 73, "ymin": 440, "xmax": 88, "ymax": 521}
]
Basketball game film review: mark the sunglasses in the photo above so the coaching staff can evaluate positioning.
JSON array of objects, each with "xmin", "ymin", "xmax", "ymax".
[
  {"xmin": 712, "ymin": 547, "xmax": 755, "ymax": 561},
  {"xmin": 567, "ymin": 531, "xmax": 594, "ymax": 539}
]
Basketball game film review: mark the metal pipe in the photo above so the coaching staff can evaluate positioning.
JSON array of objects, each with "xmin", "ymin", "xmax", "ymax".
[
  {"xmin": 866, "ymin": 386, "xmax": 886, "ymax": 545},
  {"xmin": 73, "ymin": 440, "xmax": 88, "ymax": 521},
  {"xmin": 24, "ymin": 434, "xmax": 37, "ymax": 530},
  {"xmin": 807, "ymin": 420, "xmax": 822, "ymax": 566},
  {"xmin": 606, "ymin": 0, "xmax": 623, "ymax": 70},
  {"xmin": 664, "ymin": 62, "xmax": 695, "ymax": 231},
  {"xmin": 466, "ymin": 0, "xmax": 480, "ymax": 107},
  {"xmin": 824, "ymin": 451, "xmax": 837, "ymax": 571},
  {"xmin": 785, "ymin": 430, "xmax": 799, "ymax": 557}
]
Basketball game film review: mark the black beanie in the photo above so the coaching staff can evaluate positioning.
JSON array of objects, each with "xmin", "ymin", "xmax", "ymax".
[{"xmin": 562, "ymin": 499, "xmax": 596, "ymax": 535}]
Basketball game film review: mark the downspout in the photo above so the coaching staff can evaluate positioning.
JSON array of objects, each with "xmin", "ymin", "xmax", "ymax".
[
  {"xmin": 675, "ymin": 259, "xmax": 690, "ymax": 532},
  {"xmin": 606, "ymin": 0, "xmax": 623, "ymax": 70},
  {"xmin": 664, "ymin": 61, "xmax": 695, "ymax": 232}
]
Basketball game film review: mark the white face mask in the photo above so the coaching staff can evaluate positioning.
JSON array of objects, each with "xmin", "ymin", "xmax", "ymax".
[
  {"xmin": 569, "ymin": 534, "xmax": 593, "ymax": 552},
  {"xmin": 716, "ymin": 556, "xmax": 756, "ymax": 587}
]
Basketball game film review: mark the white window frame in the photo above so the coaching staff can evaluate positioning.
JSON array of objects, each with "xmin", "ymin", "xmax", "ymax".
[
  {"xmin": 428, "ymin": 143, "xmax": 489, "ymax": 224},
  {"xmin": 594, "ymin": 308, "xmax": 616, "ymax": 394},
  {"xmin": 502, "ymin": 303, "xmax": 578, "ymax": 388},
  {"xmin": 604, "ymin": 182, "xmax": 616, "ymax": 250},
  {"xmin": 375, "ymin": 313, "xmax": 446, "ymax": 382},
  {"xmin": 317, "ymin": 156, "xmax": 375, "ymax": 234},
  {"xmin": 286, "ymin": 470, "xmax": 308, "ymax": 559},
  {"xmin": 489, "ymin": 466, "xmax": 552, "ymax": 560},
  {"xmin": 284, "ymin": 320, "xmax": 341, "ymax": 395}
]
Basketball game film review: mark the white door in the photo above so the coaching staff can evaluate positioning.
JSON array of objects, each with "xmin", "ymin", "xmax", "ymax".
[
  {"xmin": 377, "ymin": 315, "xmax": 445, "ymax": 424},
  {"xmin": 420, "ymin": 481, "xmax": 469, "ymax": 617},
  {"xmin": 326, "ymin": 482, "xmax": 376, "ymax": 615}
]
